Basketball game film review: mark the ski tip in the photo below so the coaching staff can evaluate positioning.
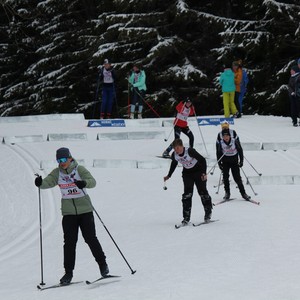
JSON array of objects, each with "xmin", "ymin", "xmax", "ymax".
[{"xmin": 85, "ymin": 280, "xmax": 92, "ymax": 285}]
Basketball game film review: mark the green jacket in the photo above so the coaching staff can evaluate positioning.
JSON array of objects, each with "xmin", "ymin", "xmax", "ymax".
[
  {"xmin": 129, "ymin": 70, "xmax": 147, "ymax": 91},
  {"xmin": 40, "ymin": 159, "xmax": 96, "ymax": 216}
]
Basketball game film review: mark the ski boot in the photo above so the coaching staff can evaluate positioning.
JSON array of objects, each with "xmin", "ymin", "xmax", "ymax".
[
  {"xmin": 204, "ymin": 209, "xmax": 212, "ymax": 223},
  {"xmin": 242, "ymin": 193, "xmax": 251, "ymax": 201},
  {"xmin": 223, "ymin": 192, "xmax": 230, "ymax": 200},
  {"xmin": 60, "ymin": 271, "xmax": 73, "ymax": 284},
  {"xmin": 99, "ymin": 262, "xmax": 109, "ymax": 277},
  {"xmin": 162, "ymin": 150, "xmax": 170, "ymax": 158}
]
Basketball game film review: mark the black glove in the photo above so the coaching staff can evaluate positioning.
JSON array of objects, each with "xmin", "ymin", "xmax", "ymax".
[
  {"xmin": 218, "ymin": 163, "xmax": 223, "ymax": 171},
  {"xmin": 35, "ymin": 176, "xmax": 42, "ymax": 187},
  {"xmin": 74, "ymin": 180, "xmax": 86, "ymax": 189},
  {"xmin": 239, "ymin": 161, "xmax": 243, "ymax": 168}
]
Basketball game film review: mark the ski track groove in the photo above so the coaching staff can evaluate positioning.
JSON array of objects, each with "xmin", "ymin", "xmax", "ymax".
[
  {"xmin": 274, "ymin": 149, "xmax": 300, "ymax": 168},
  {"xmin": 0, "ymin": 143, "xmax": 58, "ymax": 261}
]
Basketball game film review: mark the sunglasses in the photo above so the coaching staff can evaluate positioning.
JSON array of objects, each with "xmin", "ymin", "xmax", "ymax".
[{"xmin": 57, "ymin": 157, "xmax": 68, "ymax": 163}]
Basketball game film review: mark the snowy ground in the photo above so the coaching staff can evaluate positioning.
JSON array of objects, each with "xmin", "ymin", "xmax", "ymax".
[{"xmin": 1, "ymin": 114, "xmax": 300, "ymax": 300}]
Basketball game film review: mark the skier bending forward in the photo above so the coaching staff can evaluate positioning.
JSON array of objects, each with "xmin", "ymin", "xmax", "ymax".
[{"xmin": 164, "ymin": 138, "xmax": 213, "ymax": 226}]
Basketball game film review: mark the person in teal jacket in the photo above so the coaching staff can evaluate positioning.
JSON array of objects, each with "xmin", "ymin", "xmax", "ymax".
[
  {"xmin": 219, "ymin": 65, "xmax": 238, "ymax": 118},
  {"xmin": 34, "ymin": 147, "xmax": 109, "ymax": 285},
  {"xmin": 128, "ymin": 63, "xmax": 147, "ymax": 119}
]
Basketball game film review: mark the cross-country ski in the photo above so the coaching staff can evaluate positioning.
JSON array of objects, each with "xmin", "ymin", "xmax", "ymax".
[
  {"xmin": 213, "ymin": 198, "xmax": 236, "ymax": 206},
  {"xmin": 86, "ymin": 275, "xmax": 121, "ymax": 285},
  {"xmin": 193, "ymin": 219, "xmax": 220, "ymax": 227},
  {"xmin": 37, "ymin": 281, "xmax": 83, "ymax": 291}
]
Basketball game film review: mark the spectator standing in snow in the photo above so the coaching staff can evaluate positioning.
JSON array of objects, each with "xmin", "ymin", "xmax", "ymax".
[
  {"xmin": 288, "ymin": 65, "xmax": 300, "ymax": 126},
  {"xmin": 164, "ymin": 138, "xmax": 213, "ymax": 225},
  {"xmin": 128, "ymin": 63, "xmax": 147, "ymax": 119},
  {"xmin": 296, "ymin": 58, "xmax": 300, "ymax": 72},
  {"xmin": 162, "ymin": 99, "xmax": 195, "ymax": 158},
  {"xmin": 99, "ymin": 59, "xmax": 116, "ymax": 119},
  {"xmin": 236, "ymin": 60, "xmax": 249, "ymax": 116},
  {"xmin": 232, "ymin": 61, "xmax": 243, "ymax": 118},
  {"xmin": 216, "ymin": 129, "xmax": 251, "ymax": 201},
  {"xmin": 34, "ymin": 147, "xmax": 109, "ymax": 284},
  {"xmin": 219, "ymin": 65, "xmax": 238, "ymax": 118}
]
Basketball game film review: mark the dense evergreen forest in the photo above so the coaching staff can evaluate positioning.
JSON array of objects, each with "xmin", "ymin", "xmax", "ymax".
[{"xmin": 0, "ymin": 0, "xmax": 299, "ymax": 118}]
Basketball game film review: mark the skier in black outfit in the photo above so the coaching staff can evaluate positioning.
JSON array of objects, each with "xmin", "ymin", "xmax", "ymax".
[
  {"xmin": 217, "ymin": 120, "xmax": 238, "ymax": 143},
  {"xmin": 164, "ymin": 138, "xmax": 213, "ymax": 225},
  {"xmin": 216, "ymin": 128, "xmax": 250, "ymax": 201}
]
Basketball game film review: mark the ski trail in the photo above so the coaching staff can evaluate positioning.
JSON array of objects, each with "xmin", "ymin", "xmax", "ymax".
[
  {"xmin": 273, "ymin": 149, "xmax": 300, "ymax": 171},
  {"xmin": 0, "ymin": 143, "xmax": 58, "ymax": 262}
]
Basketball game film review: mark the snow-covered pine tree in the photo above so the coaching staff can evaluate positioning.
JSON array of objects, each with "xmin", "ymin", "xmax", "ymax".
[{"xmin": 0, "ymin": 0, "xmax": 299, "ymax": 117}]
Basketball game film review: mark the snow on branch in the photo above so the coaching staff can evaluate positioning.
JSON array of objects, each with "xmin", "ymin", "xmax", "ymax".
[
  {"xmin": 176, "ymin": 0, "xmax": 189, "ymax": 13},
  {"xmin": 168, "ymin": 58, "xmax": 207, "ymax": 80}
]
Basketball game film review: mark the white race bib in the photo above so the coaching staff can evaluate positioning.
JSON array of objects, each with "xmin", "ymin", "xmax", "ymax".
[{"xmin": 58, "ymin": 167, "xmax": 86, "ymax": 199}]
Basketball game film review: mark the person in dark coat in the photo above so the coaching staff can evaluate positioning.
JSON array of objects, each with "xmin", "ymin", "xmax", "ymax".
[
  {"xmin": 99, "ymin": 59, "xmax": 116, "ymax": 119},
  {"xmin": 287, "ymin": 65, "xmax": 300, "ymax": 127}
]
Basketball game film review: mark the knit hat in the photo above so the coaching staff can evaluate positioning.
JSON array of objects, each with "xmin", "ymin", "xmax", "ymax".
[
  {"xmin": 222, "ymin": 128, "xmax": 230, "ymax": 136},
  {"xmin": 232, "ymin": 61, "xmax": 239, "ymax": 67},
  {"xmin": 291, "ymin": 65, "xmax": 299, "ymax": 72},
  {"xmin": 221, "ymin": 120, "xmax": 229, "ymax": 129},
  {"xmin": 56, "ymin": 147, "xmax": 72, "ymax": 160},
  {"xmin": 103, "ymin": 59, "xmax": 110, "ymax": 64}
]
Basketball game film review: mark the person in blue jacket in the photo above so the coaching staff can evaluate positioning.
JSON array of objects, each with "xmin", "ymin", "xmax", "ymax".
[
  {"xmin": 237, "ymin": 60, "xmax": 249, "ymax": 116},
  {"xmin": 128, "ymin": 63, "xmax": 147, "ymax": 119}
]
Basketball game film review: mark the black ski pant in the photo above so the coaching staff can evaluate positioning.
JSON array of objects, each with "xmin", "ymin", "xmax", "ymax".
[
  {"xmin": 222, "ymin": 162, "xmax": 246, "ymax": 196},
  {"xmin": 181, "ymin": 171, "xmax": 212, "ymax": 222},
  {"xmin": 289, "ymin": 95, "xmax": 300, "ymax": 125},
  {"xmin": 166, "ymin": 125, "xmax": 194, "ymax": 153},
  {"xmin": 62, "ymin": 212, "xmax": 106, "ymax": 272}
]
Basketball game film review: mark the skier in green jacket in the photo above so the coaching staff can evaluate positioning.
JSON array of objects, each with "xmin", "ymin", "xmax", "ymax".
[{"xmin": 35, "ymin": 147, "xmax": 109, "ymax": 284}]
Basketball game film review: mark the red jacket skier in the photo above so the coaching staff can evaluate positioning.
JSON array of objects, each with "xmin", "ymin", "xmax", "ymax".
[{"xmin": 162, "ymin": 99, "xmax": 195, "ymax": 158}]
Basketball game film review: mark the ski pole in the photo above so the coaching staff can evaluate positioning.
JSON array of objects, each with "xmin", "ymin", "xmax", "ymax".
[
  {"xmin": 210, "ymin": 164, "xmax": 216, "ymax": 175},
  {"xmin": 193, "ymin": 109, "xmax": 209, "ymax": 157},
  {"xmin": 164, "ymin": 118, "xmax": 179, "ymax": 142},
  {"xmin": 163, "ymin": 180, "xmax": 167, "ymax": 190},
  {"xmin": 127, "ymin": 80, "xmax": 160, "ymax": 118},
  {"xmin": 92, "ymin": 70, "xmax": 101, "ymax": 119},
  {"xmin": 92, "ymin": 204, "xmax": 137, "ymax": 275},
  {"xmin": 35, "ymin": 173, "xmax": 45, "ymax": 286},
  {"xmin": 244, "ymin": 156, "xmax": 262, "ymax": 176},
  {"xmin": 112, "ymin": 83, "xmax": 120, "ymax": 118},
  {"xmin": 216, "ymin": 171, "xmax": 222, "ymax": 194},
  {"xmin": 240, "ymin": 167, "xmax": 258, "ymax": 196},
  {"xmin": 164, "ymin": 127, "xmax": 174, "ymax": 142},
  {"xmin": 127, "ymin": 76, "xmax": 131, "ymax": 118},
  {"xmin": 80, "ymin": 187, "xmax": 136, "ymax": 274},
  {"xmin": 207, "ymin": 153, "xmax": 226, "ymax": 175}
]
